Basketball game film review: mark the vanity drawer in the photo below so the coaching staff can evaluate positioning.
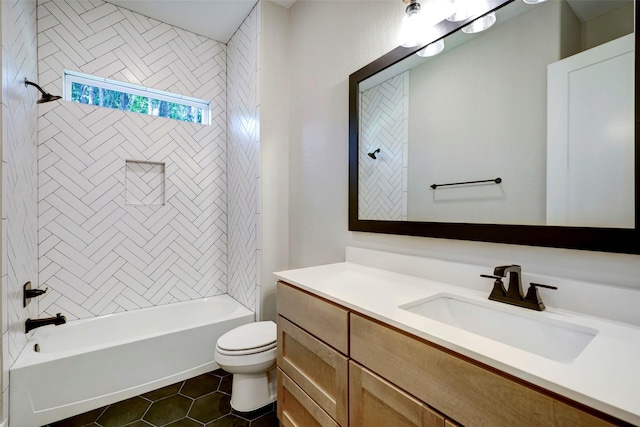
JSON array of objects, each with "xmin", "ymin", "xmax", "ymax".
[
  {"xmin": 277, "ymin": 281, "xmax": 349, "ymax": 354},
  {"xmin": 350, "ymin": 313, "xmax": 618, "ymax": 427},
  {"xmin": 278, "ymin": 315, "xmax": 348, "ymax": 426},
  {"xmin": 350, "ymin": 361, "xmax": 446, "ymax": 427},
  {"xmin": 277, "ymin": 368, "xmax": 339, "ymax": 427}
]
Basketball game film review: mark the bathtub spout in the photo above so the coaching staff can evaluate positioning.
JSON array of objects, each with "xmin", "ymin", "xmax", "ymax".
[{"xmin": 25, "ymin": 313, "xmax": 66, "ymax": 333}]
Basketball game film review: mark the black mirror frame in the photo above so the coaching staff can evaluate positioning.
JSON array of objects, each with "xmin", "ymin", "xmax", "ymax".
[{"xmin": 348, "ymin": 0, "xmax": 640, "ymax": 255}]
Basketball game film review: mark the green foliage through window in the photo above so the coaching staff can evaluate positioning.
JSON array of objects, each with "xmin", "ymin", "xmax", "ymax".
[{"xmin": 71, "ymin": 82, "xmax": 205, "ymax": 124}]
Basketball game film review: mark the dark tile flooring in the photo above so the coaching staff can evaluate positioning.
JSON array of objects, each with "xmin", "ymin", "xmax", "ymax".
[{"xmin": 48, "ymin": 369, "xmax": 279, "ymax": 427}]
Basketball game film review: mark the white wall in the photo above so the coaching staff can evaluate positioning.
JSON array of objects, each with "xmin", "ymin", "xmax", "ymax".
[
  {"xmin": 582, "ymin": 2, "xmax": 634, "ymax": 50},
  {"xmin": 1, "ymin": 0, "xmax": 38, "ymax": 422},
  {"xmin": 287, "ymin": 0, "xmax": 640, "ymax": 291},
  {"xmin": 37, "ymin": 0, "xmax": 229, "ymax": 319},
  {"xmin": 259, "ymin": 0, "xmax": 290, "ymax": 322},
  {"xmin": 289, "ymin": 0, "xmax": 404, "ymax": 267},
  {"xmin": 407, "ymin": 1, "xmax": 564, "ymax": 225},
  {"xmin": 227, "ymin": 3, "xmax": 261, "ymax": 314}
]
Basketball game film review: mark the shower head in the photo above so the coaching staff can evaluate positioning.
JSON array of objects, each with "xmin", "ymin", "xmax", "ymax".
[
  {"xmin": 24, "ymin": 78, "xmax": 62, "ymax": 104},
  {"xmin": 367, "ymin": 148, "xmax": 381, "ymax": 159}
]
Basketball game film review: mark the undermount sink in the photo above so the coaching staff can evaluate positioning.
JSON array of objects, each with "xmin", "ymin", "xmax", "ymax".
[{"xmin": 400, "ymin": 294, "xmax": 597, "ymax": 363}]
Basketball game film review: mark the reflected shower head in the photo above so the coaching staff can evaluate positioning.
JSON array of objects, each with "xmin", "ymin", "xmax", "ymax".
[
  {"xmin": 368, "ymin": 148, "xmax": 381, "ymax": 159},
  {"xmin": 24, "ymin": 78, "xmax": 62, "ymax": 104}
]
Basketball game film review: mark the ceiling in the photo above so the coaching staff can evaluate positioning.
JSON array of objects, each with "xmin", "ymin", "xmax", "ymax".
[
  {"xmin": 566, "ymin": 0, "xmax": 631, "ymax": 22},
  {"xmin": 104, "ymin": 0, "xmax": 630, "ymax": 45},
  {"xmin": 105, "ymin": 0, "xmax": 296, "ymax": 44}
]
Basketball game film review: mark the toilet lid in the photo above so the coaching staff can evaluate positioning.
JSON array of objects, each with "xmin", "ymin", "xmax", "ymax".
[
  {"xmin": 215, "ymin": 341, "xmax": 276, "ymax": 356},
  {"xmin": 217, "ymin": 321, "xmax": 277, "ymax": 352}
]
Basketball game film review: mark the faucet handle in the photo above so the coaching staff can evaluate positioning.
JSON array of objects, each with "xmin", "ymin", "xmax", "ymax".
[
  {"xmin": 529, "ymin": 283, "xmax": 558, "ymax": 290},
  {"xmin": 493, "ymin": 264, "xmax": 521, "ymax": 277},
  {"xmin": 481, "ymin": 274, "xmax": 507, "ymax": 299},
  {"xmin": 525, "ymin": 283, "xmax": 558, "ymax": 311}
]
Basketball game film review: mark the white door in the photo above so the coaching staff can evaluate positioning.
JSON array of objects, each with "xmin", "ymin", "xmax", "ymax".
[{"xmin": 546, "ymin": 34, "xmax": 634, "ymax": 228}]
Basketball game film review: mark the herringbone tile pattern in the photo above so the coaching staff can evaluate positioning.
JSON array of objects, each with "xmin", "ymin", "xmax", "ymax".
[
  {"xmin": 36, "ymin": 0, "xmax": 229, "ymax": 319},
  {"xmin": 38, "ymin": 101, "xmax": 228, "ymax": 319},
  {"xmin": 358, "ymin": 72, "xmax": 409, "ymax": 221},
  {"xmin": 227, "ymin": 4, "xmax": 260, "ymax": 312},
  {"xmin": 1, "ymin": 0, "xmax": 40, "ymax": 406},
  {"xmin": 125, "ymin": 160, "xmax": 165, "ymax": 206},
  {"xmin": 37, "ymin": 0, "xmax": 226, "ymax": 107}
]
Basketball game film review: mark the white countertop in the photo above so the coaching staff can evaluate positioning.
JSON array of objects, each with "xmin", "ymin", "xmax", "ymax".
[{"xmin": 275, "ymin": 262, "xmax": 640, "ymax": 425}]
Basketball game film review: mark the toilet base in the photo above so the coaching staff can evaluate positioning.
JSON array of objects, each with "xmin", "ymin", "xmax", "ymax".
[{"xmin": 230, "ymin": 367, "xmax": 277, "ymax": 412}]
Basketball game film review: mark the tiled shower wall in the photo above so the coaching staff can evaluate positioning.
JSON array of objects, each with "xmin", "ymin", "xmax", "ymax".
[
  {"xmin": 1, "ymin": 0, "xmax": 39, "ymax": 421},
  {"xmin": 36, "ymin": 0, "xmax": 229, "ymax": 319},
  {"xmin": 227, "ymin": 4, "xmax": 261, "ymax": 314},
  {"xmin": 358, "ymin": 72, "xmax": 409, "ymax": 221}
]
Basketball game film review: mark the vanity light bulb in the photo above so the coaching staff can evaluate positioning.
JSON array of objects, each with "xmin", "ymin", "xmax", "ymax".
[
  {"xmin": 417, "ymin": 39, "xmax": 445, "ymax": 57},
  {"xmin": 446, "ymin": 0, "xmax": 481, "ymax": 22},
  {"xmin": 400, "ymin": 8, "xmax": 429, "ymax": 47},
  {"xmin": 461, "ymin": 11, "xmax": 496, "ymax": 34},
  {"xmin": 523, "ymin": 0, "xmax": 547, "ymax": 3}
]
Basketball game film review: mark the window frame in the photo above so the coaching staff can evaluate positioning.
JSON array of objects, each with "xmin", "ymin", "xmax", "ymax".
[{"xmin": 63, "ymin": 70, "xmax": 211, "ymax": 125}]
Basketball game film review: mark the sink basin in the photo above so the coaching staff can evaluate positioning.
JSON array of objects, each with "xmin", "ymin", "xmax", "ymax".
[{"xmin": 400, "ymin": 294, "xmax": 597, "ymax": 363}]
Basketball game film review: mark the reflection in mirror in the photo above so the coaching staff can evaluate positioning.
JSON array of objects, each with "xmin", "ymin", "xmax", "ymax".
[{"xmin": 357, "ymin": 0, "xmax": 634, "ymax": 229}]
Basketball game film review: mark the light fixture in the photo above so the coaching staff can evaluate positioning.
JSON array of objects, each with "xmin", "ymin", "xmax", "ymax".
[
  {"xmin": 446, "ymin": 0, "xmax": 483, "ymax": 22},
  {"xmin": 399, "ymin": 0, "xmax": 428, "ymax": 47},
  {"xmin": 24, "ymin": 78, "xmax": 62, "ymax": 103},
  {"xmin": 417, "ymin": 39, "xmax": 445, "ymax": 57},
  {"xmin": 523, "ymin": 0, "xmax": 547, "ymax": 4},
  {"xmin": 399, "ymin": 0, "xmax": 457, "ymax": 48},
  {"xmin": 461, "ymin": 11, "xmax": 496, "ymax": 34}
]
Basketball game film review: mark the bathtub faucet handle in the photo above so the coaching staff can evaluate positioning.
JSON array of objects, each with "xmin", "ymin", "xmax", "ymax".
[
  {"xmin": 25, "ymin": 287, "xmax": 47, "ymax": 298},
  {"xmin": 23, "ymin": 282, "xmax": 48, "ymax": 307}
]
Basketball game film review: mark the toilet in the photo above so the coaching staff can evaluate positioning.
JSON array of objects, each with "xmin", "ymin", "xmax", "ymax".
[{"xmin": 214, "ymin": 321, "xmax": 277, "ymax": 412}]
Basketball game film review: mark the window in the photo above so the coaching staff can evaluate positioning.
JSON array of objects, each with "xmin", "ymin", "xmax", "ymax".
[{"xmin": 63, "ymin": 70, "xmax": 211, "ymax": 125}]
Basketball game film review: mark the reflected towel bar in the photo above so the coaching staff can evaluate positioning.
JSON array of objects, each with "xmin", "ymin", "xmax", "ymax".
[{"xmin": 431, "ymin": 177, "xmax": 502, "ymax": 189}]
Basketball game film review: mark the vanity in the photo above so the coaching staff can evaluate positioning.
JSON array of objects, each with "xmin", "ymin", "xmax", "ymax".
[{"xmin": 274, "ymin": 249, "xmax": 640, "ymax": 427}]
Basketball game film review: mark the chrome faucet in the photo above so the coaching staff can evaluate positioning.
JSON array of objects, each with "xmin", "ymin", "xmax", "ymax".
[
  {"xmin": 481, "ymin": 265, "xmax": 557, "ymax": 311},
  {"xmin": 25, "ymin": 313, "xmax": 66, "ymax": 333}
]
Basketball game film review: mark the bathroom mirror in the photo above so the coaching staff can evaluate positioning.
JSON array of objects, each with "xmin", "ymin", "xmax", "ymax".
[{"xmin": 349, "ymin": 0, "xmax": 639, "ymax": 254}]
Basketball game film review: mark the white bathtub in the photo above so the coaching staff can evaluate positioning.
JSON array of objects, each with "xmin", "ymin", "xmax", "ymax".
[{"xmin": 9, "ymin": 295, "xmax": 253, "ymax": 427}]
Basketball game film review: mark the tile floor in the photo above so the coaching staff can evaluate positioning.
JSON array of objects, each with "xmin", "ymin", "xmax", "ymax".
[{"xmin": 48, "ymin": 369, "xmax": 279, "ymax": 427}]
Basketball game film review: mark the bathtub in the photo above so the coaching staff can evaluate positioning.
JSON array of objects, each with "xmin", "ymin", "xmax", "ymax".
[{"xmin": 9, "ymin": 295, "xmax": 253, "ymax": 427}]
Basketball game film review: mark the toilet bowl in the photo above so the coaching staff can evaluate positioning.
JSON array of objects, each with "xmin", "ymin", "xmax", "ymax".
[{"xmin": 214, "ymin": 321, "xmax": 277, "ymax": 412}]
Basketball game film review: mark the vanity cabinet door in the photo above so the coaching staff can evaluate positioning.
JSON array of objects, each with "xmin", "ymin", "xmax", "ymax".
[
  {"xmin": 350, "ymin": 361, "xmax": 446, "ymax": 427},
  {"xmin": 350, "ymin": 313, "xmax": 618, "ymax": 427},
  {"xmin": 278, "ymin": 369, "xmax": 339, "ymax": 427},
  {"xmin": 277, "ymin": 281, "xmax": 349, "ymax": 354},
  {"xmin": 277, "ymin": 316, "xmax": 348, "ymax": 426}
]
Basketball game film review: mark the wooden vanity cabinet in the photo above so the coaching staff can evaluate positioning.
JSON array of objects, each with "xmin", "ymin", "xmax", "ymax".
[
  {"xmin": 276, "ymin": 280, "xmax": 348, "ymax": 353},
  {"xmin": 276, "ymin": 280, "xmax": 625, "ymax": 427},
  {"xmin": 277, "ymin": 281, "xmax": 349, "ymax": 426},
  {"xmin": 277, "ymin": 369, "xmax": 339, "ymax": 427},
  {"xmin": 350, "ymin": 313, "xmax": 621, "ymax": 427},
  {"xmin": 350, "ymin": 361, "xmax": 448, "ymax": 427}
]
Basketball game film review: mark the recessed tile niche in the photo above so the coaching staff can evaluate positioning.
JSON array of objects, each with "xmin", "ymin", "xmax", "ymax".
[{"xmin": 125, "ymin": 160, "xmax": 166, "ymax": 206}]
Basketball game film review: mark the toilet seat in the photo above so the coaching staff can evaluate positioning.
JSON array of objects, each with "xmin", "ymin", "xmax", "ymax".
[
  {"xmin": 216, "ymin": 321, "xmax": 276, "ymax": 356},
  {"xmin": 215, "ymin": 342, "xmax": 276, "ymax": 356}
]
